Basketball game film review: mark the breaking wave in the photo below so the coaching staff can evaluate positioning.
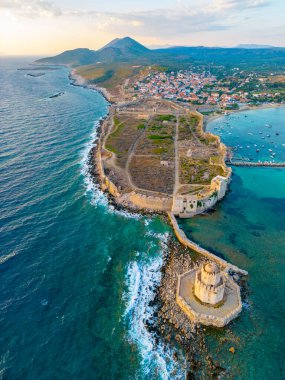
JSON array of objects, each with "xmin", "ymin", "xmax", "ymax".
[
  {"xmin": 81, "ymin": 114, "xmax": 184, "ymax": 379},
  {"xmin": 123, "ymin": 235, "xmax": 185, "ymax": 380},
  {"xmin": 80, "ymin": 118, "xmax": 144, "ymax": 222},
  {"xmin": 80, "ymin": 118, "xmax": 109, "ymax": 208}
]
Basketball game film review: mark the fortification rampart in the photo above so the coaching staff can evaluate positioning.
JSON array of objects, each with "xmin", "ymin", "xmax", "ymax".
[
  {"xmin": 128, "ymin": 192, "xmax": 172, "ymax": 211},
  {"xmin": 176, "ymin": 272, "xmax": 242, "ymax": 327},
  {"xmin": 96, "ymin": 133, "xmax": 122, "ymax": 198}
]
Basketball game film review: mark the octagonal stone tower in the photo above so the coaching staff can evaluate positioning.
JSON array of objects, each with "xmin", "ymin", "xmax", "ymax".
[{"xmin": 194, "ymin": 262, "xmax": 225, "ymax": 305}]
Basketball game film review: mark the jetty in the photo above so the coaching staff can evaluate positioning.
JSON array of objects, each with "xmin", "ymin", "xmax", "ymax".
[{"xmin": 227, "ymin": 161, "xmax": 285, "ymax": 167}]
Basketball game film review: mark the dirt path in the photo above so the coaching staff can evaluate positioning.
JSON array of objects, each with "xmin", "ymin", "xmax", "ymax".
[
  {"xmin": 125, "ymin": 118, "xmax": 151, "ymax": 189},
  {"xmin": 174, "ymin": 115, "xmax": 180, "ymax": 195}
]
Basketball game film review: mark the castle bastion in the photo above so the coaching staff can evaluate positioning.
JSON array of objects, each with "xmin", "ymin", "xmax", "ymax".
[{"xmin": 176, "ymin": 261, "xmax": 242, "ymax": 327}]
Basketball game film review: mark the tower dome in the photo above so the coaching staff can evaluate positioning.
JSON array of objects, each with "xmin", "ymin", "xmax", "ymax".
[
  {"xmin": 194, "ymin": 261, "xmax": 225, "ymax": 305},
  {"xmin": 201, "ymin": 262, "xmax": 221, "ymax": 286}
]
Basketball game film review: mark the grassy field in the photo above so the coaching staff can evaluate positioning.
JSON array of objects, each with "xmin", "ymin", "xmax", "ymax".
[
  {"xmin": 129, "ymin": 156, "xmax": 174, "ymax": 194},
  {"xmin": 178, "ymin": 113, "xmax": 225, "ymax": 185},
  {"xmin": 180, "ymin": 157, "xmax": 225, "ymax": 184},
  {"xmin": 105, "ymin": 115, "xmax": 146, "ymax": 168},
  {"xmin": 128, "ymin": 113, "xmax": 176, "ymax": 193},
  {"xmin": 75, "ymin": 63, "xmax": 142, "ymax": 90},
  {"xmin": 103, "ymin": 103, "xmax": 227, "ymax": 195},
  {"xmin": 135, "ymin": 114, "xmax": 176, "ymax": 159}
]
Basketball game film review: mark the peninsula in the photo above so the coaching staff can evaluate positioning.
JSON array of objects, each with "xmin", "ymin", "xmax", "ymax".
[
  {"xmin": 37, "ymin": 36, "xmax": 285, "ymax": 331},
  {"xmin": 92, "ymin": 97, "xmax": 247, "ymax": 328}
]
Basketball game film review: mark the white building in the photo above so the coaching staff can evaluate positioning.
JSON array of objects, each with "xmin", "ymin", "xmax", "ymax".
[
  {"xmin": 210, "ymin": 175, "xmax": 228, "ymax": 200},
  {"xmin": 172, "ymin": 175, "xmax": 229, "ymax": 217},
  {"xmin": 172, "ymin": 194, "xmax": 198, "ymax": 215}
]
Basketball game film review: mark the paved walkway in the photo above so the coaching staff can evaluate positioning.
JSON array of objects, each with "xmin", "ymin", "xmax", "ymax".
[{"xmin": 174, "ymin": 115, "xmax": 180, "ymax": 194}]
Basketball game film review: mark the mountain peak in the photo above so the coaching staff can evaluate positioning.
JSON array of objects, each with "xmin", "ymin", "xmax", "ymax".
[{"xmin": 100, "ymin": 37, "xmax": 149, "ymax": 52}]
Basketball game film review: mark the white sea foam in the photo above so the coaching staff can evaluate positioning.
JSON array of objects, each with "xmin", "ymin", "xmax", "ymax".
[
  {"xmin": 123, "ymin": 235, "xmax": 185, "ymax": 380},
  {"xmin": 143, "ymin": 218, "xmax": 152, "ymax": 227},
  {"xmin": 80, "ymin": 118, "xmax": 109, "ymax": 208},
  {"xmin": 110, "ymin": 207, "xmax": 143, "ymax": 220},
  {"xmin": 0, "ymin": 250, "xmax": 18, "ymax": 265},
  {"xmin": 81, "ymin": 119, "xmax": 145, "ymax": 221}
]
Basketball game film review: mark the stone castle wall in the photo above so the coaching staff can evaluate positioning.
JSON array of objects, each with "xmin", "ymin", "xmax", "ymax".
[
  {"xmin": 96, "ymin": 140, "xmax": 122, "ymax": 198},
  {"xmin": 128, "ymin": 192, "xmax": 172, "ymax": 211},
  {"xmin": 176, "ymin": 271, "xmax": 243, "ymax": 327},
  {"xmin": 168, "ymin": 212, "xmax": 248, "ymax": 276}
]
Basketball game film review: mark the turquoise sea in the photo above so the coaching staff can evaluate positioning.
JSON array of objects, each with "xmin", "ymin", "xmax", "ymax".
[
  {"xmin": 0, "ymin": 58, "xmax": 284, "ymax": 380},
  {"xmin": 180, "ymin": 109, "xmax": 285, "ymax": 379}
]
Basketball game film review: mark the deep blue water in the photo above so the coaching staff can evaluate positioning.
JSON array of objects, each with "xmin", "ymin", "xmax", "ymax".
[
  {"xmin": 179, "ymin": 109, "xmax": 285, "ymax": 379},
  {"xmin": 0, "ymin": 58, "xmax": 182, "ymax": 380}
]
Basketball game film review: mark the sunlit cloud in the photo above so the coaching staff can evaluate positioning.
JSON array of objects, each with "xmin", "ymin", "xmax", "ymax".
[
  {"xmin": 0, "ymin": 0, "xmax": 61, "ymax": 18},
  {"xmin": 211, "ymin": 0, "xmax": 268, "ymax": 10},
  {"xmin": 0, "ymin": 0, "xmax": 283, "ymax": 55}
]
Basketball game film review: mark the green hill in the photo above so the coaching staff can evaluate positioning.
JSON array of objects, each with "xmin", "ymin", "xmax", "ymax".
[
  {"xmin": 36, "ymin": 37, "xmax": 285, "ymax": 95},
  {"xmin": 36, "ymin": 48, "xmax": 98, "ymax": 66}
]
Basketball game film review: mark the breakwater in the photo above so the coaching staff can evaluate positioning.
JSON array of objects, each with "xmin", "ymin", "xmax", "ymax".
[
  {"xmin": 228, "ymin": 161, "xmax": 285, "ymax": 167},
  {"xmin": 168, "ymin": 212, "xmax": 248, "ymax": 276}
]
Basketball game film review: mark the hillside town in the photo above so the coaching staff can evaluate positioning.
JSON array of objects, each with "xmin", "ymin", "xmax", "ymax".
[{"xmin": 133, "ymin": 69, "xmax": 285, "ymax": 109}]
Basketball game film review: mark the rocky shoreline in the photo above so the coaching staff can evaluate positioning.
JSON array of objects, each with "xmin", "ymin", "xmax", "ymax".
[
  {"xmin": 87, "ymin": 123, "xmax": 164, "ymax": 219},
  {"xmin": 150, "ymin": 237, "xmax": 230, "ymax": 379},
  {"xmin": 68, "ymin": 70, "xmax": 114, "ymax": 104}
]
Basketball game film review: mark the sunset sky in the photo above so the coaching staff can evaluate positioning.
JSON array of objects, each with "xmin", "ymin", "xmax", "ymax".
[{"xmin": 1, "ymin": 0, "xmax": 284, "ymax": 56}]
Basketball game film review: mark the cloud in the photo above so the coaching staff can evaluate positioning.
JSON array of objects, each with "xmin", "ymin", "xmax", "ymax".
[
  {"xmin": 0, "ymin": 0, "xmax": 270, "ymax": 41},
  {"xmin": 0, "ymin": 0, "xmax": 61, "ymax": 17},
  {"xmin": 62, "ymin": 0, "xmax": 270, "ymax": 40},
  {"xmin": 211, "ymin": 0, "xmax": 268, "ymax": 10},
  {"xmin": 68, "ymin": 8, "xmax": 230, "ymax": 37}
]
